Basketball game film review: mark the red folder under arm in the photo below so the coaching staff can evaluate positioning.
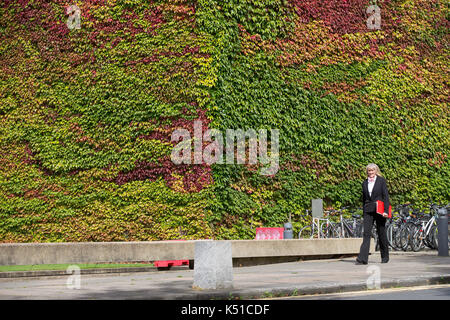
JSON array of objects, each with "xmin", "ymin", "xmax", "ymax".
[{"xmin": 376, "ymin": 200, "xmax": 392, "ymax": 218}]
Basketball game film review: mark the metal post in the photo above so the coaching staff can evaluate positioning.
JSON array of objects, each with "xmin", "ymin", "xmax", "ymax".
[
  {"xmin": 312, "ymin": 199, "xmax": 323, "ymax": 239},
  {"xmin": 437, "ymin": 207, "xmax": 449, "ymax": 257},
  {"xmin": 283, "ymin": 222, "xmax": 293, "ymax": 239},
  {"xmin": 313, "ymin": 217, "xmax": 320, "ymax": 239},
  {"xmin": 284, "ymin": 212, "xmax": 293, "ymax": 239}
]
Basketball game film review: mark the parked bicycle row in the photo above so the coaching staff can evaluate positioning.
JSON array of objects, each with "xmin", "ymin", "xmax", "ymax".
[
  {"xmin": 297, "ymin": 206, "xmax": 364, "ymax": 240},
  {"xmin": 387, "ymin": 203, "xmax": 450, "ymax": 252},
  {"xmin": 297, "ymin": 202, "xmax": 449, "ymax": 252}
]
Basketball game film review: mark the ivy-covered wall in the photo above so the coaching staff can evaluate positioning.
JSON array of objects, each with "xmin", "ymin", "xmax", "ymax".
[{"xmin": 0, "ymin": 0, "xmax": 448, "ymax": 242}]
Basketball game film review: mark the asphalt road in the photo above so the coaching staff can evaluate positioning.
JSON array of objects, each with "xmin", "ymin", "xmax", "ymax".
[{"xmin": 283, "ymin": 284, "xmax": 450, "ymax": 300}]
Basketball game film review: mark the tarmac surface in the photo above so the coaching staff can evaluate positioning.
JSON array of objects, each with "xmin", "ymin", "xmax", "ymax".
[
  {"xmin": 0, "ymin": 251, "xmax": 449, "ymax": 300},
  {"xmin": 280, "ymin": 284, "xmax": 450, "ymax": 300}
]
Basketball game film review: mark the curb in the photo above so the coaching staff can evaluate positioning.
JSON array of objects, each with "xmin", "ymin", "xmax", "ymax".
[
  {"xmin": 0, "ymin": 266, "xmax": 190, "ymax": 279},
  {"xmin": 170, "ymin": 274, "xmax": 450, "ymax": 300}
]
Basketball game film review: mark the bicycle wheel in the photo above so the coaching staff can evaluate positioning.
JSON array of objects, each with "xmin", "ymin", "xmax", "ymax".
[
  {"xmin": 430, "ymin": 225, "xmax": 438, "ymax": 249},
  {"xmin": 320, "ymin": 222, "xmax": 331, "ymax": 238},
  {"xmin": 335, "ymin": 224, "xmax": 346, "ymax": 238},
  {"xmin": 431, "ymin": 226, "xmax": 450, "ymax": 250},
  {"xmin": 409, "ymin": 225, "xmax": 424, "ymax": 252},
  {"xmin": 336, "ymin": 223, "xmax": 349, "ymax": 238},
  {"xmin": 399, "ymin": 223, "xmax": 414, "ymax": 251},
  {"xmin": 387, "ymin": 223, "xmax": 401, "ymax": 250},
  {"xmin": 393, "ymin": 224, "xmax": 403, "ymax": 250},
  {"xmin": 343, "ymin": 224, "xmax": 353, "ymax": 238},
  {"xmin": 329, "ymin": 223, "xmax": 341, "ymax": 238},
  {"xmin": 424, "ymin": 225, "xmax": 435, "ymax": 249},
  {"xmin": 399, "ymin": 224, "xmax": 410, "ymax": 251},
  {"xmin": 299, "ymin": 225, "xmax": 313, "ymax": 239},
  {"xmin": 328, "ymin": 224, "xmax": 340, "ymax": 238},
  {"xmin": 386, "ymin": 223, "xmax": 394, "ymax": 248},
  {"xmin": 355, "ymin": 221, "xmax": 364, "ymax": 238},
  {"xmin": 433, "ymin": 224, "xmax": 447, "ymax": 250}
]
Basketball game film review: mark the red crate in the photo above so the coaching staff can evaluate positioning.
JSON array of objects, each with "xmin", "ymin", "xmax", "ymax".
[
  {"xmin": 153, "ymin": 239, "xmax": 189, "ymax": 270},
  {"xmin": 154, "ymin": 260, "xmax": 189, "ymax": 268},
  {"xmin": 255, "ymin": 227, "xmax": 284, "ymax": 240},
  {"xmin": 154, "ymin": 239, "xmax": 190, "ymax": 270}
]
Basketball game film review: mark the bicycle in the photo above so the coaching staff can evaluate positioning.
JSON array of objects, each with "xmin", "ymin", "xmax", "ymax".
[
  {"xmin": 388, "ymin": 203, "xmax": 420, "ymax": 252},
  {"xmin": 409, "ymin": 203, "xmax": 449, "ymax": 251},
  {"xmin": 386, "ymin": 204, "xmax": 412, "ymax": 250},
  {"xmin": 343, "ymin": 208, "xmax": 363, "ymax": 238},
  {"xmin": 398, "ymin": 208, "xmax": 423, "ymax": 251},
  {"xmin": 329, "ymin": 207, "xmax": 363, "ymax": 238},
  {"xmin": 297, "ymin": 209, "xmax": 314, "ymax": 239},
  {"xmin": 298, "ymin": 210, "xmax": 334, "ymax": 239},
  {"xmin": 319, "ymin": 210, "xmax": 341, "ymax": 238}
]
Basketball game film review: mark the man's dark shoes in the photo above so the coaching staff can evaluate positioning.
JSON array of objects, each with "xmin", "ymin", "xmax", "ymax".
[
  {"xmin": 355, "ymin": 258, "xmax": 368, "ymax": 265},
  {"xmin": 381, "ymin": 258, "xmax": 389, "ymax": 263}
]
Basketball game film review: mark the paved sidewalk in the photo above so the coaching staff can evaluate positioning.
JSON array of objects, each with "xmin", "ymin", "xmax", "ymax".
[{"xmin": 0, "ymin": 252, "xmax": 448, "ymax": 300}]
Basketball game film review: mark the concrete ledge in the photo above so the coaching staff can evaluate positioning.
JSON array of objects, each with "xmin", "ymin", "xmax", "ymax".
[
  {"xmin": 0, "ymin": 241, "xmax": 194, "ymax": 266},
  {"xmin": 0, "ymin": 267, "xmax": 158, "ymax": 278},
  {"xmin": 231, "ymin": 238, "xmax": 367, "ymax": 257},
  {"xmin": 0, "ymin": 239, "xmax": 372, "ymax": 266},
  {"xmin": 233, "ymin": 254, "xmax": 358, "ymax": 267}
]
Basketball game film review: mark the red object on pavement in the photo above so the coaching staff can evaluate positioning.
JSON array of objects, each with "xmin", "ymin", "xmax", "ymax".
[
  {"xmin": 154, "ymin": 260, "xmax": 189, "ymax": 268},
  {"xmin": 255, "ymin": 227, "xmax": 284, "ymax": 240},
  {"xmin": 154, "ymin": 239, "xmax": 189, "ymax": 269}
]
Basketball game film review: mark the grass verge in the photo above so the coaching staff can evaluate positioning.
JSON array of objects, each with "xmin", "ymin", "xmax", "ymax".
[{"xmin": 0, "ymin": 262, "xmax": 154, "ymax": 272}]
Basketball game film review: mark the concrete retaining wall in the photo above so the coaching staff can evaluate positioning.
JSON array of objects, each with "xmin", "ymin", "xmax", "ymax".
[{"xmin": 0, "ymin": 239, "xmax": 372, "ymax": 266}]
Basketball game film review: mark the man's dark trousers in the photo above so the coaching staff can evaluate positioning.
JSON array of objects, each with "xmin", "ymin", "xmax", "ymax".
[{"xmin": 358, "ymin": 211, "xmax": 389, "ymax": 263}]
